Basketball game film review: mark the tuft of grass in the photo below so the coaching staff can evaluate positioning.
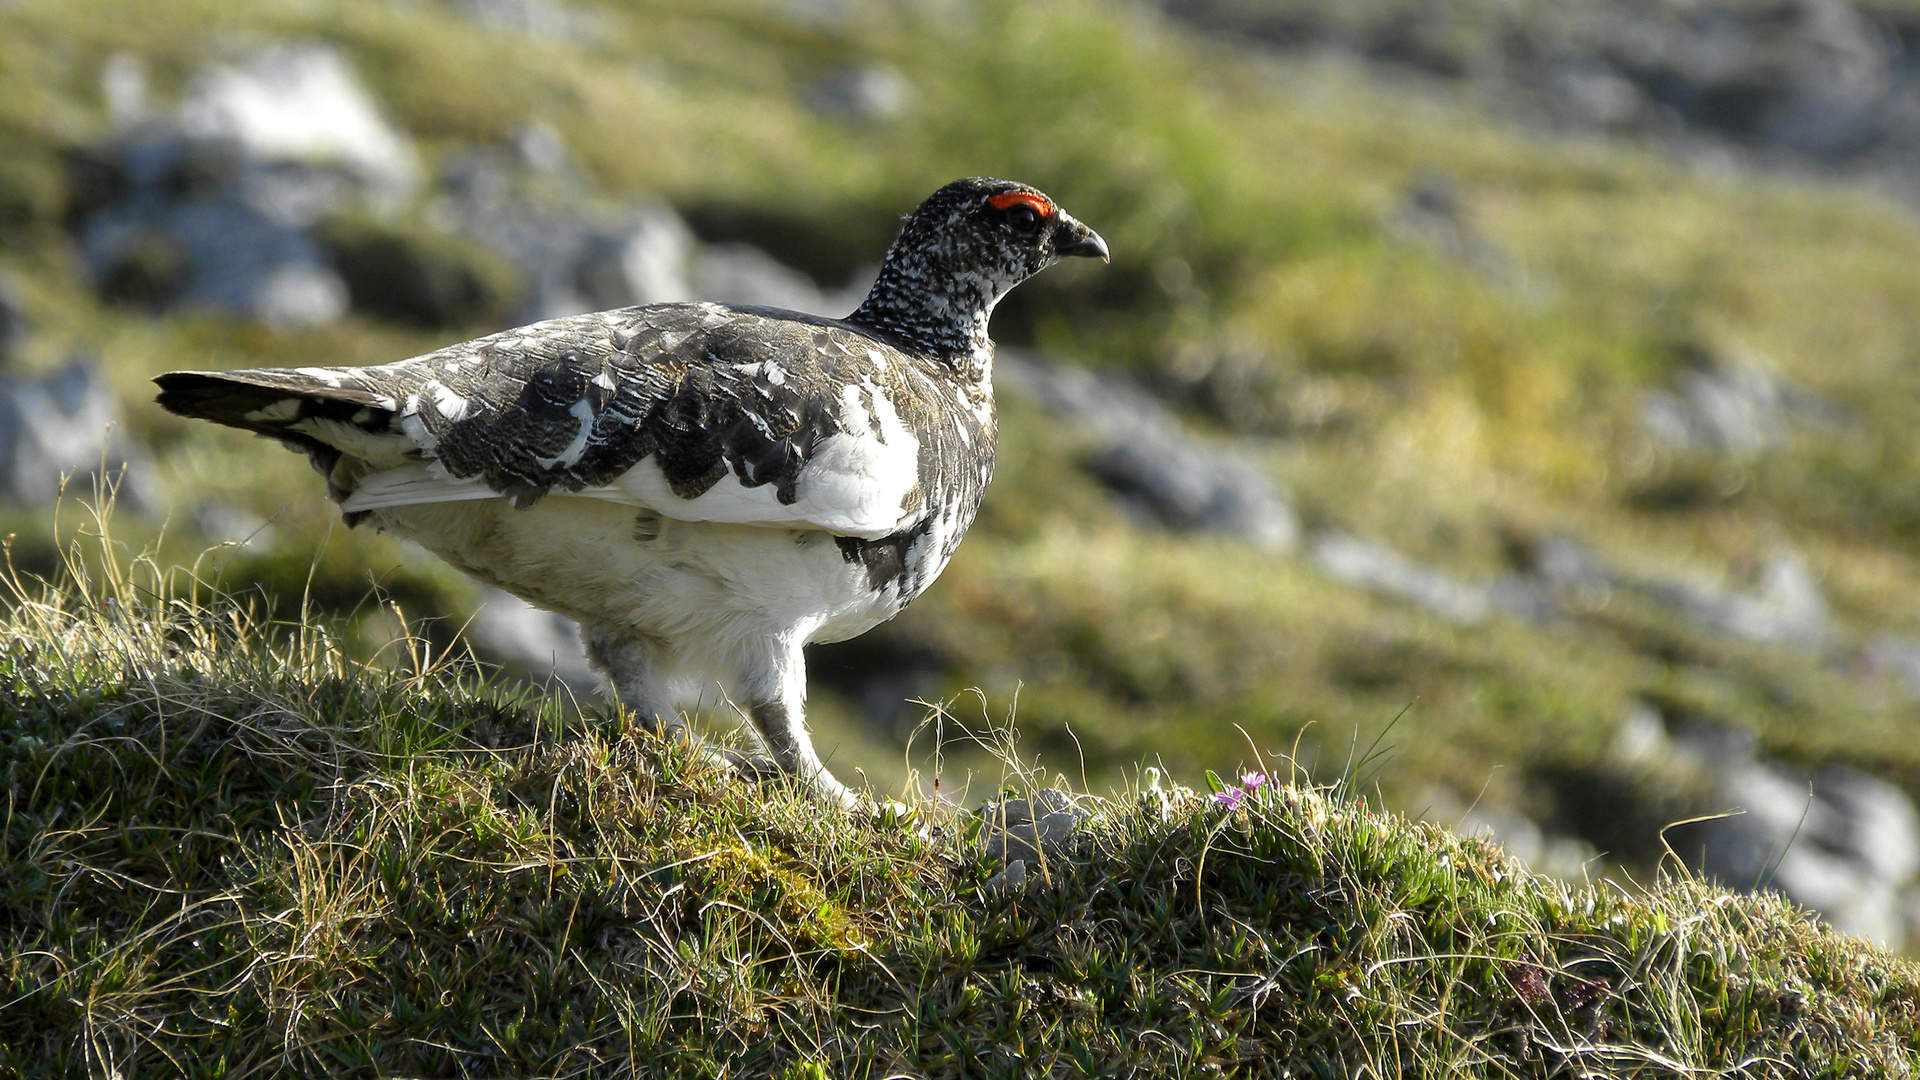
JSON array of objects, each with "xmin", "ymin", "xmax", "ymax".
[
  {"xmin": 2, "ymin": 515, "xmax": 1915, "ymax": 1077},
  {"xmin": 10, "ymin": 0, "xmax": 1920, "ymax": 967}
]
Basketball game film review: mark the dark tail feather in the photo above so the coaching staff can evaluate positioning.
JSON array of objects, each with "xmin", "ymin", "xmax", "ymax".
[
  {"xmin": 154, "ymin": 369, "xmax": 391, "ymax": 436},
  {"xmin": 154, "ymin": 369, "xmax": 401, "ymax": 521}
]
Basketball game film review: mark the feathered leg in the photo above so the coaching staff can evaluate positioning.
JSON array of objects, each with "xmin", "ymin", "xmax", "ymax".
[
  {"xmin": 736, "ymin": 632, "xmax": 859, "ymax": 809},
  {"xmin": 581, "ymin": 623, "xmax": 777, "ymax": 779}
]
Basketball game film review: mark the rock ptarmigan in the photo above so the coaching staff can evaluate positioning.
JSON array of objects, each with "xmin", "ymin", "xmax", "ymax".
[{"xmin": 155, "ymin": 177, "xmax": 1108, "ymax": 809}]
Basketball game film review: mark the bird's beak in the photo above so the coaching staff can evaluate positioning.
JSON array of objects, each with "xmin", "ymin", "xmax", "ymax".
[{"xmin": 1053, "ymin": 217, "xmax": 1110, "ymax": 263}]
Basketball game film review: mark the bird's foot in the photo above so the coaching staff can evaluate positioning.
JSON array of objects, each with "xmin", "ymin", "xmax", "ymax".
[
  {"xmin": 712, "ymin": 746, "xmax": 782, "ymax": 780},
  {"xmin": 628, "ymin": 711, "xmax": 866, "ymax": 811},
  {"xmin": 631, "ymin": 713, "xmax": 786, "ymax": 785}
]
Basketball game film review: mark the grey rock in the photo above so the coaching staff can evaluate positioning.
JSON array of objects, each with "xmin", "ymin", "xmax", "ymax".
[
  {"xmin": 1156, "ymin": 0, "xmax": 1920, "ymax": 185},
  {"xmin": 693, "ymin": 243, "xmax": 838, "ymax": 315},
  {"xmin": 80, "ymin": 191, "xmax": 348, "ymax": 326},
  {"xmin": 1090, "ymin": 437, "xmax": 1297, "ymax": 549},
  {"xmin": 247, "ymin": 257, "xmax": 352, "ymax": 329},
  {"xmin": 1431, "ymin": 790, "xmax": 1598, "ymax": 880},
  {"xmin": 73, "ymin": 44, "xmax": 417, "ymax": 326},
  {"xmin": 575, "ymin": 205, "xmax": 697, "ymax": 311},
  {"xmin": 1484, "ymin": 575, "xmax": 1560, "ymax": 623},
  {"xmin": 1669, "ymin": 716, "xmax": 1761, "ymax": 771},
  {"xmin": 1534, "ymin": 834, "xmax": 1601, "ymax": 882},
  {"xmin": 1531, "ymin": 534, "xmax": 1617, "ymax": 590},
  {"xmin": 1644, "ymin": 548, "xmax": 1829, "ymax": 648},
  {"xmin": 1388, "ymin": 171, "xmax": 1539, "ymax": 296},
  {"xmin": 1867, "ymin": 635, "xmax": 1920, "ymax": 698},
  {"xmin": 1812, "ymin": 767, "xmax": 1920, "ymax": 885},
  {"xmin": 0, "ymin": 357, "xmax": 157, "ymax": 511},
  {"xmin": 435, "ymin": 155, "xmax": 590, "ymax": 320},
  {"xmin": 1502, "ymin": 534, "xmax": 1829, "ymax": 649},
  {"xmin": 450, "ymin": 0, "xmax": 601, "ymax": 42},
  {"xmin": 463, "ymin": 587, "xmax": 601, "ymax": 698},
  {"xmin": 980, "ymin": 787, "xmax": 1091, "ymax": 891},
  {"xmin": 1695, "ymin": 758, "xmax": 1918, "ymax": 949},
  {"xmin": 1649, "ymin": 711, "xmax": 1920, "ymax": 950},
  {"xmin": 432, "ymin": 125, "xmax": 874, "ymax": 325},
  {"xmin": 435, "ymin": 144, "xmax": 700, "ymax": 322},
  {"xmin": 981, "ymin": 857, "xmax": 1027, "ymax": 893},
  {"xmin": 190, "ymin": 501, "xmax": 278, "ymax": 549},
  {"xmin": 1607, "ymin": 699, "xmax": 1672, "ymax": 768},
  {"xmin": 770, "ymin": 0, "xmax": 857, "ymax": 26},
  {"xmin": 1310, "ymin": 532, "xmax": 1488, "ymax": 624},
  {"xmin": 998, "ymin": 352, "xmax": 1299, "ymax": 551},
  {"xmin": 1700, "ymin": 797, "xmax": 1889, "ymax": 937},
  {"xmin": 1547, "ymin": 58, "xmax": 1645, "ymax": 127},
  {"xmin": 101, "ymin": 52, "xmax": 151, "ymax": 128},
  {"xmin": 1640, "ymin": 354, "xmax": 1825, "ymax": 458},
  {"xmin": 512, "ymin": 122, "xmax": 577, "ymax": 180},
  {"xmin": 1761, "ymin": 0, "xmax": 1890, "ymax": 159},
  {"xmin": 807, "ymin": 64, "xmax": 916, "ymax": 123},
  {"xmin": 1458, "ymin": 805, "xmax": 1544, "ymax": 866},
  {"xmin": 1486, "ymin": 533, "xmax": 1615, "ymax": 622}
]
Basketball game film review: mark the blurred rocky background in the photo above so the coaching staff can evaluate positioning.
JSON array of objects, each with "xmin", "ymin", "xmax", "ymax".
[{"xmin": 6, "ymin": 0, "xmax": 1920, "ymax": 949}]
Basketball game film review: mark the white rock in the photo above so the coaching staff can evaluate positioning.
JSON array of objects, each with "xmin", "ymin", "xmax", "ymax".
[
  {"xmin": 180, "ymin": 44, "xmax": 418, "ymax": 202},
  {"xmin": 1311, "ymin": 532, "xmax": 1488, "ymax": 624},
  {"xmin": 253, "ymin": 263, "xmax": 350, "ymax": 328},
  {"xmin": 0, "ymin": 357, "xmax": 156, "ymax": 511},
  {"xmin": 1651, "ymin": 548, "xmax": 1828, "ymax": 648}
]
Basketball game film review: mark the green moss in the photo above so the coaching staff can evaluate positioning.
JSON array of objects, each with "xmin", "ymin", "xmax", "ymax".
[
  {"xmin": 316, "ymin": 213, "xmax": 522, "ymax": 330},
  {"xmin": 3, "ymin": 0, "xmax": 1920, "ymax": 929},
  {"xmin": 1, "ymin": 563, "xmax": 1914, "ymax": 1074}
]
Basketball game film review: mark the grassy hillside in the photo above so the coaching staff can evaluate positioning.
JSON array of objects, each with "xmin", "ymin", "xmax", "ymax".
[
  {"xmin": 2, "ymin": 534, "xmax": 1915, "ymax": 1076},
  {"xmin": 4, "ymin": 0, "xmax": 1920, "ymax": 934}
]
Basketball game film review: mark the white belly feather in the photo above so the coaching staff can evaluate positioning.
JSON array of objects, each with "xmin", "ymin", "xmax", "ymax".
[{"xmin": 372, "ymin": 495, "xmax": 936, "ymax": 701}]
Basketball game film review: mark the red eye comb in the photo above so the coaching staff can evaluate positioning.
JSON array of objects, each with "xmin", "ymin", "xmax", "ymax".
[{"xmin": 987, "ymin": 191, "xmax": 1055, "ymax": 217}]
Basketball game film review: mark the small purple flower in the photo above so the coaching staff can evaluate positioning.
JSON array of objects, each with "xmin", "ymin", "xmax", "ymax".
[
  {"xmin": 1212, "ymin": 788, "xmax": 1246, "ymax": 810},
  {"xmin": 1240, "ymin": 772, "xmax": 1267, "ymax": 792}
]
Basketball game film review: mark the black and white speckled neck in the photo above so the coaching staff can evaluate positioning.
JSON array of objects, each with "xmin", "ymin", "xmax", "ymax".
[{"xmin": 847, "ymin": 177, "xmax": 1106, "ymax": 380}]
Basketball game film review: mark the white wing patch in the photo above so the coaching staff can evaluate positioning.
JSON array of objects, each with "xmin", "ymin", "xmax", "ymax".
[
  {"xmin": 535, "ymin": 399, "xmax": 597, "ymax": 470},
  {"xmin": 431, "ymin": 383, "xmax": 471, "ymax": 421},
  {"xmin": 607, "ymin": 438, "xmax": 912, "ymax": 537},
  {"xmin": 290, "ymin": 417, "xmax": 416, "ymax": 469},
  {"xmin": 396, "ymin": 408, "xmax": 439, "ymax": 454},
  {"xmin": 294, "ymin": 367, "xmax": 346, "ymax": 387},
  {"xmin": 340, "ymin": 463, "xmax": 495, "ymax": 511},
  {"xmin": 341, "ymin": 418, "xmax": 921, "ymax": 539},
  {"xmin": 244, "ymin": 398, "xmax": 303, "ymax": 423}
]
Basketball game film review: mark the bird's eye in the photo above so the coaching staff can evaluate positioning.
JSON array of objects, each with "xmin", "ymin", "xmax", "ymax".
[{"xmin": 1007, "ymin": 204, "xmax": 1041, "ymax": 233}]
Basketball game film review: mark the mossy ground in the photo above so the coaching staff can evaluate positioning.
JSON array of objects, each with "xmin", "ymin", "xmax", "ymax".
[
  {"xmin": 2, "ymin": 523, "xmax": 1915, "ymax": 1076},
  {"xmin": 2, "ymin": 0, "xmax": 1920, "ymax": 974}
]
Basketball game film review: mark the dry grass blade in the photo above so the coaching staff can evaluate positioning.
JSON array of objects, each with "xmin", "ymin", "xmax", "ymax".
[{"xmin": 0, "ymin": 503, "xmax": 1911, "ymax": 1076}]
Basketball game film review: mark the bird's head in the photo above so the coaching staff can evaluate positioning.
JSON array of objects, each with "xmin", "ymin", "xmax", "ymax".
[
  {"xmin": 901, "ymin": 176, "xmax": 1108, "ymax": 289},
  {"xmin": 851, "ymin": 177, "xmax": 1108, "ymax": 368}
]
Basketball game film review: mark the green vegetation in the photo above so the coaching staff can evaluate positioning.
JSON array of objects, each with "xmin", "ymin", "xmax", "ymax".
[
  {"xmin": 2, "ymin": 528, "xmax": 1914, "ymax": 1075},
  {"xmin": 4, "ymin": 0, "xmax": 1920, "ymax": 807},
  {"xmin": 4, "ymin": 0, "xmax": 1920, "ymax": 1063}
]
